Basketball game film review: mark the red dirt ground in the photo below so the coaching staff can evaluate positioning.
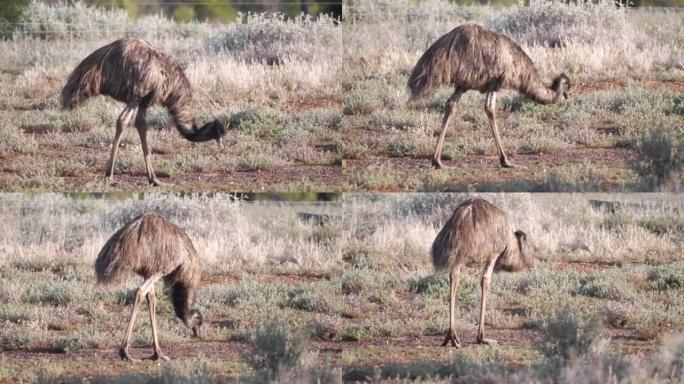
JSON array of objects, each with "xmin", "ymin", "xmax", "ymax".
[{"xmin": 345, "ymin": 147, "xmax": 637, "ymax": 191}]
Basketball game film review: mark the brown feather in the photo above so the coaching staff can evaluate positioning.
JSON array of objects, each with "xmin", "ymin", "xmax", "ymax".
[
  {"xmin": 95, "ymin": 213, "xmax": 201, "ymax": 322},
  {"xmin": 408, "ymin": 24, "xmax": 568, "ymax": 103},
  {"xmin": 61, "ymin": 37, "xmax": 225, "ymax": 142},
  {"xmin": 431, "ymin": 198, "xmax": 529, "ymax": 273}
]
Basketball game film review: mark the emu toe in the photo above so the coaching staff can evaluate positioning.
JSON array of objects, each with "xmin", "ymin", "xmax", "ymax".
[
  {"xmin": 151, "ymin": 352, "xmax": 171, "ymax": 362},
  {"xmin": 441, "ymin": 330, "xmax": 462, "ymax": 348},
  {"xmin": 499, "ymin": 157, "xmax": 525, "ymax": 169},
  {"xmin": 149, "ymin": 178, "xmax": 171, "ymax": 187},
  {"xmin": 432, "ymin": 157, "xmax": 451, "ymax": 170},
  {"xmin": 119, "ymin": 347, "xmax": 141, "ymax": 363}
]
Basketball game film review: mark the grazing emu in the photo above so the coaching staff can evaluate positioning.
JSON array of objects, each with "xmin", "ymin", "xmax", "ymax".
[
  {"xmin": 432, "ymin": 198, "xmax": 530, "ymax": 347},
  {"xmin": 408, "ymin": 24, "xmax": 570, "ymax": 169},
  {"xmin": 62, "ymin": 38, "xmax": 226, "ymax": 186},
  {"xmin": 95, "ymin": 213, "xmax": 202, "ymax": 362}
]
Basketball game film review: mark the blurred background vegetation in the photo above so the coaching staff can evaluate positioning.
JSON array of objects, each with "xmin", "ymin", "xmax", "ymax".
[
  {"xmin": 1, "ymin": 0, "xmax": 680, "ymax": 27},
  {"xmin": 1, "ymin": 0, "xmax": 343, "ymax": 24}
]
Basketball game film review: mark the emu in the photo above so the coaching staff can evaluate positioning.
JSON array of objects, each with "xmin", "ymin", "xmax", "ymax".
[
  {"xmin": 432, "ymin": 198, "xmax": 530, "ymax": 347},
  {"xmin": 95, "ymin": 213, "xmax": 203, "ymax": 362},
  {"xmin": 408, "ymin": 24, "xmax": 570, "ymax": 169},
  {"xmin": 61, "ymin": 38, "xmax": 226, "ymax": 186}
]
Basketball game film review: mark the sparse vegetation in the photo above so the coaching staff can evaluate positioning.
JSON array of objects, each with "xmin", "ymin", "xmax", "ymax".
[
  {"xmin": 0, "ymin": 0, "xmax": 342, "ymax": 192},
  {"xmin": 341, "ymin": 0, "xmax": 684, "ymax": 192},
  {"xmin": 340, "ymin": 193, "xmax": 683, "ymax": 382},
  {"xmin": 633, "ymin": 126, "xmax": 684, "ymax": 191}
]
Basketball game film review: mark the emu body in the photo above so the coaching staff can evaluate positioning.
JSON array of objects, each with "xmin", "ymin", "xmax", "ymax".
[
  {"xmin": 62, "ymin": 38, "xmax": 226, "ymax": 186},
  {"xmin": 95, "ymin": 213, "xmax": 202, "ymax": 362},
  {"xmin": 408, "ymin": 24, "xmax": 570, "ymax": 168},
  {"xmin": 431, "ymin": 198, "xmax": 529, "ymax": 347}
]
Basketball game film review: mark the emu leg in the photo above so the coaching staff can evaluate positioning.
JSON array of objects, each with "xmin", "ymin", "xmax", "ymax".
[
  {"xmin": 147, "ymin": 290, "xmax": 170, "ymax": 361},
  {"xmin": 134, "ymin": 107, "xmax": 165, "ymax": 187},
  {"xmin": 120, "ymin": 275, "xmax": 161, "ymax": 362},
  {"xmin": 105, "ymin": 105, "xmax": 136, "ymax": 182},
  {"xmin": 432, "ymin": 89, "xmax": 464, "ymax": 169},
  {"xmin": 442, "ymin": 265, "xmax": 462, "ymax": 347},
  {"xmin": 484, "ymin": 92, "xmax": 520, "ymax": 168},
  {"xmin": 477, "ymin": 256, "xmax": 498, "ymax": 345}
]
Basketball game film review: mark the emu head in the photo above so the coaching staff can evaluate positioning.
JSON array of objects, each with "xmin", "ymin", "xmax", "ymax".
[
  {"xmin": 202, "ymin": 120, "xmax": 227, "ymax": 146},
  {"xmin": 552, "ymin": 74, "xmax": 571, "ymax": 100},
  {"xmin": 184, "ymin": 308, "xmax": 203, "ymax": 337},
  {"xmin": 496, "ymin": 230, "xmax": 531, "ymax": 272}
]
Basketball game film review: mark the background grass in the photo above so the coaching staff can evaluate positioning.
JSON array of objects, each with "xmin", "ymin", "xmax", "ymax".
[
  {"xmin": 0, "ymin": 1, "xmax": 343, "ymax": 191},
  {"xmin": 340, "ymin": 193, "xmax": 683, "ymax": 382},
  {"xmin": 341, "ymin": 0, "xmax": 684, "ymax": 192}
]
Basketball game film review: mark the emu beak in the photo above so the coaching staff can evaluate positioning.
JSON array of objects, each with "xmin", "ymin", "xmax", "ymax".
[
  {"xmin": 216, "ymin": 137, "xmax": 222, "ymax": 147},
  {"xmin": 192, "ymin": 326, "xmax": 201, "ymax": 338},
  {"xmin": 563, "ymin": 92, "xmax": 568, "ymax": 100}
]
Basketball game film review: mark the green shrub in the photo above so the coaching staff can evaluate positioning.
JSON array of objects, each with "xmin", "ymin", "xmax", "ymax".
[
  {"xmin": 25, "ymin": 281, "xmax": 76, "ymax": 306},
  {"xmin": 341, "ymin": 326, "xmax": 370, "ymax": 342},
  {"xmin": 247, "ymin": 322, "xmax": 311, "ymax": 380},
  {"xmin": 369, "ymin": 110, "xmax": 421, "ymax": 130},
  {"xmin": 638, "ymin": 216, "xmax": 684, "ymax": 236},
  {"xmin": 51, "ymin": 336, "xmax": 85, "ymax": 353},
  {"xmin": 236, "ymin": 153, "xmax": 278, "ymax": 172},
  {"xmin": 633, "ymin": 126, "xmax": 684, "ymax": 190},
  {"xmin": 0, "ymin": 0, "xmax": 29, "ymax": 37},
  {"xmin": 541, "ymin": 308, "xmax": 602, "ymax": 361},
  {"xmin": 408, "ymin": 275, "xmax": 448, "ymax": 297},
  {"xmin": 308, "ymin": 314, "xmax": 342, "ymax": 341},
  {"xmin": 1, "ymin": 331, "xmax": 31, "ymax": 350},
  {"xmin": 341, "ymin": 269, "xmax": 369, "ymax": 295},
  {"xmin": 489, "ymin": 0, "xmax": 632, "ymax": 46},
  {"xmin": 281, "ymin": 287, "xmax": 326, "ymax": 312},
  {"xmin": 572, "ymin": 276, "xmax": 624, "ymax": 300},
  {"xmin": 227, "ymin": 107, "xmax": 284, "ymax": 138},
  {"xmin": 647, "ymin": 267, "xmax": 684, "ymax": 290},
  {"xmin": 387, "ymin": 139, "xmax": 416, "ymax": 157},
  {"xmin": 343, "ymin": 89, "xmax": 383, "ymax": 115}
]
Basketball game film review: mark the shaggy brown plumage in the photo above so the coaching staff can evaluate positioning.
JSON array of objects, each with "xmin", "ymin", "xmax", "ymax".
[
  {"xmin": 96, "ymin": 212, "xmax": 202, "ymax": 362},
  {"xmin": 408, "ymin": 24, "xmax": 570, "ymax": 168},
  {"xmin": 431, "ymin": 198, "xmax": 530, "ymax": 347},
  {"xmin": 62, "ymin": 37, "xmax": 226, "ymax": 186}
]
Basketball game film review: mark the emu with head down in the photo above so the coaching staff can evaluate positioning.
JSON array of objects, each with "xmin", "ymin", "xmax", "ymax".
[
  {"xmin": 62, "ymin": 37, "xmax": 226, "ymax": 186},
  {"xmin": 409, "ymin": 24, "xmax": 570, "ymax": 169},
  {"xmin": 95, "ymin": 213, "xmax": 203, "ymax": 362},
  {"xmin": 431, "ymin": 198, "xmax": 530, "ymax": 347}
]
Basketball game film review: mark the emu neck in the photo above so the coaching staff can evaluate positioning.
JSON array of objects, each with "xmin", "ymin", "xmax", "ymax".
[
  {"xmin": 519, "ymin": 75, "xmax": 561, "ymax": 105},
  {"xmin": 170, "ymin": 281, "xmax": 194, "ymax": 321},
  {"xmin": 183, "ymin": 122, "xmax": 219, "ymax": 142}
]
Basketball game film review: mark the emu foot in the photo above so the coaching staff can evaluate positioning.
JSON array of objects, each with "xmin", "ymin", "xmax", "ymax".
[
  {"xmin": 119, "ymin": 347, "xmax": 141, "ymax": 363},
  {"xmin": 149, "ymin": 178, "xmax": 171, "ymax": 187},
  {"xmin": 477, "ymin": 337, "xmax": 498, "ymax": 346},
  {"xmin": 500, "ymin": 157, "xmax": 525, "ymax": 169},
  {"xmin": 441, "ymin": 330, "xmax": 462, "ymax": 347},
  {"xmin": 432, "ymin": 157, "xmax": 451, "ymax": 170},
  {"xmin": 150, "ymin": 351, "xmax": 171, "ymax": 362}
]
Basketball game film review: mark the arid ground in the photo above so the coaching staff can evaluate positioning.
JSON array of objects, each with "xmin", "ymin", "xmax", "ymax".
[
  {"xmin": 0, "ymin": 2, "xmax": 342, "ymax": 192},
  {"xmin": 1, "ymin": 1, "xmax": 682, "ymax": 192},
  {"xmin": 341, "ymin": 2, "xmax": 684, "ymax": 192},
  {"xmin": 340, "ymin": 193, "xmax": 683, "ymax": 382},
  {"xmin": 0, "ymin": 193, "xmax": 682, "ymax": 383},
  {"xmin": 0, "ymin": 194, "xmax": 342, "ymax": 382}
]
